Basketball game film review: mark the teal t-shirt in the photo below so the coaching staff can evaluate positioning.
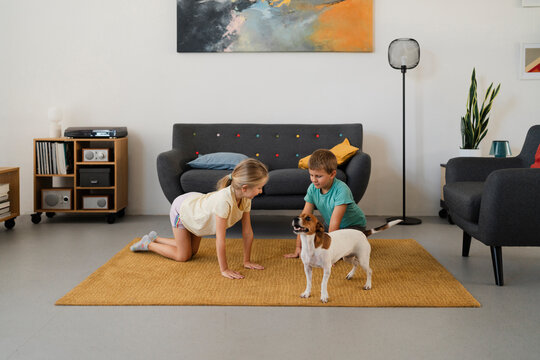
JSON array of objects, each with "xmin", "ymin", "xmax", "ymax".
[{"xmin": 304, "ymin": 178, "xmax": 366, "ymax": 229}]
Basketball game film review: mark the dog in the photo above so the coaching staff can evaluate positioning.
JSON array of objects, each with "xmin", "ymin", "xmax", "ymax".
[{"xmin": 292, "ymin": 214, "xmax": 402, "ymax": 303}]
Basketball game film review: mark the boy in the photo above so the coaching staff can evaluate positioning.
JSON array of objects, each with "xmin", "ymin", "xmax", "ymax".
[{"xmin": 284, "ymin": 149, "xmax": 367, "ymax": 258}]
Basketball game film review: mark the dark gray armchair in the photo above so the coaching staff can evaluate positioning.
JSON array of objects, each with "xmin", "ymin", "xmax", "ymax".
[{"xmin": 443, "ymin": 125, "xmax": 540, "ymax": 285}]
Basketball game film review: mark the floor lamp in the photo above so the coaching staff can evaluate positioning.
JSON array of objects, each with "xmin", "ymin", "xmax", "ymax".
[{"xmin": 387, "ymin": 38, "xmax": 422, "ymax": 225}]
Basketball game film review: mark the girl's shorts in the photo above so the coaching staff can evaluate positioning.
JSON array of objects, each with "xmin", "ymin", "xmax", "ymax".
[{"xmin": 169, "ymin": 192, "xmax": 201, "ymax": 229}]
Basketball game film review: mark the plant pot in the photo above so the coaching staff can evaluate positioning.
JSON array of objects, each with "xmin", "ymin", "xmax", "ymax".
[{"xmin": 459, "ymin": 148, "xmax": 481, "ymax": 157}]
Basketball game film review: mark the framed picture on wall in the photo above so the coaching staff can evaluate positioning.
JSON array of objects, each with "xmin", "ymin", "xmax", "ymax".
[
  {"xmin": 176, "ymin": 0, "xmax": 373, "ymax": 53},
  {"xmin": 520, "ymin": 43, "xmax": 540, "ymax": 79},
  {"xmin": 522, "ymin": 0, "xmax": 540, "ymax": 6}
]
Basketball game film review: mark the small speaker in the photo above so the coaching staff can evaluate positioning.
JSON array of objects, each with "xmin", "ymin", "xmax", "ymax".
[
  {"xmin": 83, "ymin": 148, "xmax": 109, "ymax": 162},
  {"xmin": 42, "ymin": 189, "xmax": 72, "ymax": 210},
  {"xmin": 82, "ymin": 195, "xmax": 109, "ymax": 209}
]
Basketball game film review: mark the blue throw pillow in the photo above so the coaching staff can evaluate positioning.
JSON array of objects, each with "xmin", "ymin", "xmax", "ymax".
[{"xmin": 187, "ymin": 152, "xmax": 248, "ymax": 170}]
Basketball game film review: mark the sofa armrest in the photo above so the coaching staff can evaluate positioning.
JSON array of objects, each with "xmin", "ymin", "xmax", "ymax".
[
  {"xmin": 344, "ymin": 151, "xmax": 371, "ymax": 203},
  {"xmin": 445, "ymin": 157, "xmax": 523, "ymax": 183},
  {"xmin": 156, "ymin": 149, "xmax": 192, "ymax": 203},
  {"xmin": 479, "ymin": 168, "xmax": 540, "ymax": 246}
]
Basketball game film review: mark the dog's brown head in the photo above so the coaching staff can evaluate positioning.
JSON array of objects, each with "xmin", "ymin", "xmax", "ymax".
[{"xmin": 292, "ymin": 214, "xmax": 331, "ymax": 249}]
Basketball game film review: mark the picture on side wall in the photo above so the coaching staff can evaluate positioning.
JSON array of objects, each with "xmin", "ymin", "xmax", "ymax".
[
  {"xmin": 177, "ymin": 0, "xmax": 373, "ymax": 53},
  {"xmin": 522, "ymin": 0, "xmax": 540, "ymax": 7},
  {"xmin": 520, "ymin": 43, "xmax": 540, "ymax": 79}
]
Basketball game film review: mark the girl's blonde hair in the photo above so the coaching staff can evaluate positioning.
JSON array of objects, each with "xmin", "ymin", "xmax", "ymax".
[{"xmin": 217, "ymin": 158, "xmax": 269, "ymax": 190}]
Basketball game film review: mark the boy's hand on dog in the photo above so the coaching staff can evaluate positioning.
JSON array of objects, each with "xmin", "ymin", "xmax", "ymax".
[
  {"xmin": 283, "ymin": 247, "xmax": 301, "ymax": 258},
  {"xmin": 244, "ymin": 262, "xmax": 264, "ymax": 270},
  {"xmin": 221, "ymin": 269, "xmax": 245, "ymax": 279}
]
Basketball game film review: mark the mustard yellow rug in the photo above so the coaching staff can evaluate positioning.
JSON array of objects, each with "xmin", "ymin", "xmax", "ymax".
[{"xmin": 56, "ymin": 238, "xmax": 480, "ymax": 307}]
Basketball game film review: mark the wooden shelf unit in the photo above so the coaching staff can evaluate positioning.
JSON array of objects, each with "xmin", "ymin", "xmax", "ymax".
[
  {"xmin": 0, "ymin": 167, "xmax": 20, "ymax": 229},
  {"xmin": 32, "ymin": 137, "xmax": 128, "ymax": 223}
]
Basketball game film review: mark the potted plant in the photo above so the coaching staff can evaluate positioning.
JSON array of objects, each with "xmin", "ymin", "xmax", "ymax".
[{"xmin": 460, "ymin": 68, "xmax": 501, "ymax": 156}]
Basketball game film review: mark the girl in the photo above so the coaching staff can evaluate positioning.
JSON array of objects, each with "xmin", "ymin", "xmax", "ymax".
[{"xmin": 131, "ymin": 158, "xmax": 268, "ymax": 279}]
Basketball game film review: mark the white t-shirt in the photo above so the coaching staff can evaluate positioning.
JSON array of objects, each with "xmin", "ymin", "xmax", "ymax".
[{"xmin": 179, "ymin": 186, "xmax": 251, "ymax": 236}]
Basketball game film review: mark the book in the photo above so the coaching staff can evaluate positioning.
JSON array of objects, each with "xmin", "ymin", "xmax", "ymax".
[
  {"xmin": 0, "ymin": 183, "xmax": 9, "ymax": 196},
  {"xmin": 56, "ymin": 143, "xmax": 64, "ymax": 174},
  {"xmin": 0, "ymin": 201, "xmax": 10, "ymax": 210},
  {"xmin": 0, "ymin": 207, "xmax": 10, "ymax": 218},
  {"xmin": 0, "ymin": 194, "xmax": 8, "ymax": 202}
]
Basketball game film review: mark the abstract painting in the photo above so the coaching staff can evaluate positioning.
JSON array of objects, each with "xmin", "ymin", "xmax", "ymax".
[
  {"xmin": 177, "ymin": 0, "xmax": 373, "ymax": 52},
  {"xmin": 521, "ymin": 43, "xmax": 540, "ymax": 80}
]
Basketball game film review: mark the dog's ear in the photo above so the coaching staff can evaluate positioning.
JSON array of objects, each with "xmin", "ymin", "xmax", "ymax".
[{"xmin": 316, "ymin": 221, "xmax": 325, "ymax": 234}]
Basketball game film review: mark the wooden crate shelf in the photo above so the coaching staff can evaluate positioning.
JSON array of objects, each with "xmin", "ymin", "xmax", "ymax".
[
  {"xmin": 32, "ymin": 137, "xmax": 128, "ymax": 224},
  {"xmin": 0, "ymin": 167, "xmax": 20, "ymax": 229}
]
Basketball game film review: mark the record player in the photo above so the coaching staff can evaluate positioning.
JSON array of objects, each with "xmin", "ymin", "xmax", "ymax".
[{"xmin": 64, "ymin": 127, "xmax": 128, "ymax": 138}]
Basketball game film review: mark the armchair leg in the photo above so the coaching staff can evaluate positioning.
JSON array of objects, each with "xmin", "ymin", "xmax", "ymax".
[
  {"xmin": 490, "ymin": 246, "xmax": 504, "ymax": 286},
  {"xmin": 462, "ymin": 232, "xmax": 471, "ymax": 257}
]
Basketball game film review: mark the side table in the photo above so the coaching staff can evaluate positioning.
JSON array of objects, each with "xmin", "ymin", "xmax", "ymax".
[{"xmin": 0, "ymin": 167, "xmax": 20, "ymax": 229}]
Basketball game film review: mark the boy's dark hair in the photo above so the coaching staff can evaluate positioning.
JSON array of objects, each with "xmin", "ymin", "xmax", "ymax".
[{"xmin": 308, "ymin": 149, "xmax": 337, "ymax": 174}]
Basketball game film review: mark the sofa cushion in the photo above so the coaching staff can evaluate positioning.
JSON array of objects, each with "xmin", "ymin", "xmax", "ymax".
[
  {"xmin": 444, "ymin": 182, "xmax": 484, "ymax": 223},
  {"xmin": 298, "ymin": 138, "xmax": 359, "ymax": 169},
  {"xmin": 264, "ymin": 168, "xmax": 347, "ymax": 196},
  {"xmin": 187, "ymin": 152, "xmax": 248, "ymax": 170},
  {"xmin": 180, "ymin": 169, "xmax": 229, "ymax": 194}
]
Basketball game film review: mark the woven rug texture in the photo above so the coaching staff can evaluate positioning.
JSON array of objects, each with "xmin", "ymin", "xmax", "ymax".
[{"xmin": 56, "ymin": 238, "xmax": 480, "ymax": 307}]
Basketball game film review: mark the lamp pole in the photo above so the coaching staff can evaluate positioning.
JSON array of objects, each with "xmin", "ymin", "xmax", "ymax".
[
  {"xmin": 386, "ymin": 65, "xmax": 422, "ymax": 225},
  {"xmin": 402, "ymin": 66, "xmax": 407, "ymax": 220}
]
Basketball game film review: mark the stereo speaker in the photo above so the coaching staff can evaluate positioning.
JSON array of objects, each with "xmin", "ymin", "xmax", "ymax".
[
  {"xmin": 42, "ymin": 189, "xmax": 72, "ymax": 210},
  {"xmin": 82, "ymin": 196, "xmax": 109, "ymax": 209},
  {"xmin": 83, "ymin": 148, "xmax": 109, "ymax": 162}
]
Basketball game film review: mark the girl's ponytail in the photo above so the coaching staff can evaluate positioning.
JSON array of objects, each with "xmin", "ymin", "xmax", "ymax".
[
  {"xmin": 217, "ymin": 173, "xmax": 233, "ymax": 190},
  {"xmin": 216, "ymin": 159, "xmax": 268, "ymax": 190}
]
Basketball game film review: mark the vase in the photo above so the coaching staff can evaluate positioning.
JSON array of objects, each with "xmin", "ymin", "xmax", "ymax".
[
  {"xmin": 459, "ymin": 148, "xmax": 481, "ymax": 157},
  {"xmin": 49, "ymin": 121, "xmax": 61, "ymax": 138}
]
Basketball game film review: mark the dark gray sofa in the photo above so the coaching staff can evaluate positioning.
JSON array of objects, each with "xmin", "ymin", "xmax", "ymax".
[
  {"xmin": 157, "ymin": 123, "xmax": 371, "ymax": 210},
  {"xmin": 443, "ymin": 125, "xmax": 540, "ymax": 285}
]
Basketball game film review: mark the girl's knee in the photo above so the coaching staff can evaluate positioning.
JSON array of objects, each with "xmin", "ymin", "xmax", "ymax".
[{"xmin": 174, "ymin": 253, "xmax": 192, "ymax": 262}]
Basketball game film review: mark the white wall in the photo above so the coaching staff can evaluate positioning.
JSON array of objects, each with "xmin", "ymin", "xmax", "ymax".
[{"xmin": 1, "ymin": 0, "xmax": 539, "ymax": 216}]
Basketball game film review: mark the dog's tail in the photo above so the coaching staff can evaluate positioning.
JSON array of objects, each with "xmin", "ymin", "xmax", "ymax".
[{"xmin": 362, "ymin": 219, "xmax": 402, "ymax": 237}]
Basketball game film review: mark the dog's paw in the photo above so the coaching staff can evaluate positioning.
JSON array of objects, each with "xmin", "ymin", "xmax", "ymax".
[
  {"xmin": 320, "ymin": 295, "xmax": 329, "ymax": 303},
  {"xmin": 300, "ymin": 291, "xmax": 310, "ymax": 298},
  {"xmin": 363, "ymin": 284, "xmax": 372, "ymax": 290},
  {"xmin": 346, "ymin": 273, "xmax": 354, "ymax": 280}
]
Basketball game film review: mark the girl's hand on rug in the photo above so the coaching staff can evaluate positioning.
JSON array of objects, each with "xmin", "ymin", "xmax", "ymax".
[
  {"xmin": 221, "ymin": 269, "xmax": 245, "ymax": 279},
  {"xmin": 244, "ymin": 262, "xmax": 264, "ymax": 270}
]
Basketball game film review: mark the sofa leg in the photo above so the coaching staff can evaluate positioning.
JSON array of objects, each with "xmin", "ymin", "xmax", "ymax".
[
  {"xmin": 462, "ymin": 232, "xmax": 471, "ymax": 257},
  {"xmin": 490, "ymin": 246, "xmax": 504, "ymax": 286}
]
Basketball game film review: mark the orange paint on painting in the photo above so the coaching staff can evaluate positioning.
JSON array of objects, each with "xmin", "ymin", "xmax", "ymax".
[{"xmin": 311, "ymin": 0, "xmax": 373, "ymax": 52}]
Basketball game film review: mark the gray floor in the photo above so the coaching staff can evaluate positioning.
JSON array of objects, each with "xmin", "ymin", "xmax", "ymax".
[{"xmin": 1, "ymin": 214, "xmax": 539, "ymax": 360}]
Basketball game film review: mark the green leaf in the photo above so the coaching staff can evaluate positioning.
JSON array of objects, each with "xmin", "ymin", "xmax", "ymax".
[{"xmin": 459, "ymin": 68, "xmax": 501, "ymax": 150}]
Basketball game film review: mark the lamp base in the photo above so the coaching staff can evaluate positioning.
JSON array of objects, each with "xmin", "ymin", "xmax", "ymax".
[{"xmin": 386, "ymin": 216, "xmax": 422, "ymax": 225}]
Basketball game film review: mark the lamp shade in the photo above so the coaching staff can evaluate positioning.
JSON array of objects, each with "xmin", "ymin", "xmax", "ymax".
[
  {"xmin": 388, "ymin": 38, "xmax": 420, "ymax": 70},
  {"xmin": 489, "ymin": 140, "xmax": 512, "ymax": 158}
]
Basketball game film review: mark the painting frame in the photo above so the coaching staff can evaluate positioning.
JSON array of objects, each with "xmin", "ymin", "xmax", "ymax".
[
  {"xmin": 176, "ymin": 0, "xmax": 373, "ymax": 53},
  {"xmin": 520, "ymin": 43, "xmax": 540, "ymax": 80},
  {"xmin": 522, "ymin": 0, "xmax": 540, "ymax": 6}
]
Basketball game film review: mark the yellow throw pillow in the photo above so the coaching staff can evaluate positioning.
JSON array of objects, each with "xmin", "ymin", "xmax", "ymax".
[{"xmin": 298, "ymin": 138, "xmax": 359, "ymax": 169}]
